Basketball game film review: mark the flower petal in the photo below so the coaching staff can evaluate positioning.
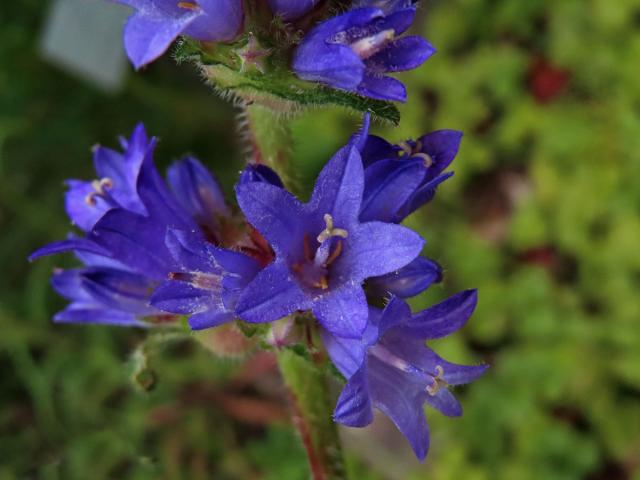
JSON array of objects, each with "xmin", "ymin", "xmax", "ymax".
[
  {"xmin": 235, "ymin": 261, "xmax": 311, "ymax": 323},
  {"xmin": 402, "ymin": 289, "xmax": 478, "ymax": 339},
  {"xmin": 235, "ymin": 182, "xmax": 306, "ymax": 256},
  {"xmin": 357, "ymin": 75, "xmax": 406, "ymax": 102},
  {"xmin": 368, "ymin": 256, "xmax": 442, "ymax": 298},
  {"xmin": 312, "ymin": 282, "xmax": 368, "ymax": 338},
  {"xmin": 188, "ymin": 308, "xmax": 234, "ymax": 330},
  {"xmin": 342, "ymin": 222, "xmax": 424, "ymax": 280},
  {"xmin": 150, "ymin": 280, "xmax": 213, "ymax": 315},
  {"xmin": 121, "ymin": 3, "xmax": 201, "ymax": 69},
  {"xmin": 310, "ymin": 145, "xmax": 364, "ymax": 227},
  {"xmin": 368, "ymin": 354, "xmax": 430, "ymax": 461},
  {"xmin": 395, "ymin": 171, "xmax": 454, "ymax": 221},
  {"xmin": 369, "ymin": 36, "xmax": 435, "ymax": 73},
  {"xmin": 360, "ymin": 158, "xmax": 425, "ymax": 222},
  {"xmin": 167, "ymin": 157, "xmax": 230, "ymax": 233},
  {"xmin": 333, "ymin": 365, "xmax": 374, "ymax": 427},
  {"xmin": 425, "ymin": 388, "xmax": 462, "ymax": 417},
  {"xmin": 29, "ymin": 238, "xmax": 111, "ymax": 262}
]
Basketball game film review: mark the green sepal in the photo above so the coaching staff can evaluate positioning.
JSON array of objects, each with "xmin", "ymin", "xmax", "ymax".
[{"xmin": 236, "ymin": 320, "xmax": 271, "ymax": 338}]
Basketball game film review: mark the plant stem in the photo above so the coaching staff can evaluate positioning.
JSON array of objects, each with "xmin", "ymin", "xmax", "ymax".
[
  {"xmin": 242, "ymin": 102, "xmax": 299, "ymax": 192},
  {"xmin": 242, "ymin": 103, "xmax": 348, "ymax": 479},
  {"xmin": 277, "ymin": 349, "xmax": 347, "ymax": 480}
]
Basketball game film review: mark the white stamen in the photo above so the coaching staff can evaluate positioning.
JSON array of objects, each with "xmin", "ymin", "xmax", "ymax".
[{"xmin": 350, "ymin": 29, "xmax": 395, "ymax": 60}]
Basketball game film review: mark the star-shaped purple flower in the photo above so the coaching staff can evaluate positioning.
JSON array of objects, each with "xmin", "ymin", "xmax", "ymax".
[
  {"xmin": 234, "ymin": 143, "xmax": 425, "ymax": 339},
  {"xmin": 292, "ymin": 4, "xmax": 435, "ymax": 101},
  {"xmin": 114, "ymin": 0, "xmax": 244, "ymax": 68},
  {"xmin": 323, "ymin": 292, "xmax": 488, "ymax": 460}
]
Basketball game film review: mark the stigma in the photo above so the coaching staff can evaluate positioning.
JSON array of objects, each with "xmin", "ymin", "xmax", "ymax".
[
  {"xmin": 85, "ymin": 177, "xmax": 113, "ymax": 206},
  {"xmin": 317, "ymin": 214, "xmax": 348, "ymax": 243}
]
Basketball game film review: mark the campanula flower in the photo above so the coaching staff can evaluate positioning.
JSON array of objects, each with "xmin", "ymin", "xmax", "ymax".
[
  {"xmin": 292, "ymin": 4, "xmax": 435, "ymax": 101},
  {"xmin": 150, "ymin": 229, "xmax": 262, "ymax": 330},
  {"xmin": 31, "ymin": 125, "xmax": 233, "ymax": 327},
  {"xmin": 114, "ymin": 0, "xmax": 244, "ymax": 68},
  {"xmin": 361, "ymin": 128, "xmax": 463, "ymax": 221},
  {"xmin": 268, "ymin": 0, "xmax": 320, "ymax": 21},
  {"xmin": 234, "ymin": 141, "xmax": 425, "ymax": 339},
  {"xmin": 323, "ymin": 293, "xmax": 488, "ymax": 460},
  {"xmin": 64, "ymin": 123, "xmax": 151, "ymax": 232}
]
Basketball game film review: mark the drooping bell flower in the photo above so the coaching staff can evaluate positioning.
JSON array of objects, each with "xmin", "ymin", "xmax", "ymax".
[
  {"xmin": 360, "ymin": 128, "xmax": 463, "ymax": 222},
  {"xmin": 113, "ymin": 0, "xmax": 244, "ymax": 68},
  {"xmin": 323, "ymin": 293, "xmax": 488, "ymax": 460},
  {"xmin": 292, "ymin": 4, "xmax": 435, "ymax": 101}
]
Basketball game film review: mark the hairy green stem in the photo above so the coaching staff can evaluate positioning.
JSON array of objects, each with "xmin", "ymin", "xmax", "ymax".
[
  {"xmin": 277, "ymin": 349, "xmax": 348, "ymax": 480},
  {"xmin": 243, "ymin": 103, "xmax": 348, "ymax": 479},
  {"xmin": 243, "ymin": 102, "xmax": 299, "ymax": 192}
]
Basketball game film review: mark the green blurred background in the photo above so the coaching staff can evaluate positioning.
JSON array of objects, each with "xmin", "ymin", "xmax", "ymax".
[{"xmin": 2, "ymin": 0, "xmax": 640, "ymax": 478}]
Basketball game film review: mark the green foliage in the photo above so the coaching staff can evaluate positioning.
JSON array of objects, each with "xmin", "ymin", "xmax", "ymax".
[
  {"xmin": 2, "ymin": 0, "xmax": 639, "ymax": 478},
  {"xmin": 174, "ymin": 38, "xmax": 401, "ymax": 125}
]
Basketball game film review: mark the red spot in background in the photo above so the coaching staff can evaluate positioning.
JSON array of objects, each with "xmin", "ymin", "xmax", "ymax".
[{"xmin": 528, "ymin": 56, "xmax": 571, "ymax": 103}]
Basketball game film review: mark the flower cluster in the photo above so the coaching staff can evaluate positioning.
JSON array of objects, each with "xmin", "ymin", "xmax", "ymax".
[
  {"xmin": 111, "ymin": 0, "xmax": 435, "ymax": 102},
  {"xmin": 33, "ymin": 118, "xmax": 486, "ymax": 459}
]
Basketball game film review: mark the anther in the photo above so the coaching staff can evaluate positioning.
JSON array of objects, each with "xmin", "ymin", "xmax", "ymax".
[
  {"xmin": 317, "ymin": 214, "xmax": 348, "ymax": 243},
  {"xmin": 177, "ymin": 1, "xmax": 199, "ymax": 10},
  {"xmin": 303, "ymin": 234, "xmax": 312, "ymax": 262},
  {"xmin": 313, "ymin": 276, "xmax": 329, "ymax": 290},
  {"xmin": 323, "ymin": 239, "xmax": 343, "ymax": 267},
  {"xmin": 426, "ymin": 365, "xmax": 447, "ymax": 396},
  {"xmin": 84, "ymin": 177, "xmax": 113, "ymax": 206}
]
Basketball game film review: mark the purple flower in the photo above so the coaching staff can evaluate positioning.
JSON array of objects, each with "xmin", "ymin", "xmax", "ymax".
[
  {"xmin": 114, "ymin": 0, "xmax": 244, "ymax": 68},
  {"xmin": 361, "ymin": 128, "xmax": 463, "ymax": 222},
  {"xmin": 150, "ymin": 229, "xmax": 262, "ymax": 330},
  {"xmin": 292, "ymin": 5, "xmax": 435, "ymax": 101},
  {"xmin": 48, "ymin": 252, "xmax": 161, "ymax": 327},
  {"xmin": 367, "ymin": 256, "xmax": 442, "ymax": 298},
  {"xmin": 31, "ymin": 125, "xmax": 234, "ymax": 327},
  {"xmin": 323, "ymin": 292, "xmax": 488, "ymax": 460},
  {"xmin": 234, "ymin": 141, "xmax": 425, "ymax": 339},
  {"xmin": 64, "ymin": 123, "xmax": 151, "ymax": 232},
  {"xmin": 268, "ymin": 0, "xmax": 320, "ymax": 21}
]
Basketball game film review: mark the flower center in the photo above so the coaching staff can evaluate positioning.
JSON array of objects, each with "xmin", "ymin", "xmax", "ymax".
[
  {"xmin": 292, "ymin": 214, "xmax": 348, "ymax": 290},
  {"xmin": 369, "ymin": 343, "xmax": 447, "ymax": 396},
  {"xmin": 349, "ymin": 29, "xmax": 395, "ymax": 60},
  {"xmin": 85, "ymin": 177, "xmax": 114, "ymax": 206}
]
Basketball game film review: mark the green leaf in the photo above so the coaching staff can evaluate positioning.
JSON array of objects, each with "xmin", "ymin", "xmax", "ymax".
[{"xmin": 174, "ymin": 39, "xmax": 400, "ymax": 125}]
